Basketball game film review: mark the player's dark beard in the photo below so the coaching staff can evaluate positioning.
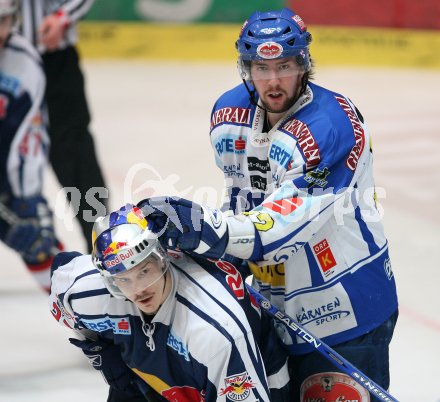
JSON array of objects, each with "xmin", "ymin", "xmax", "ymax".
[
  {"xmin": 243, "ymin": 73, "xmax": 308, "ymax": 115},
  {"xmin": 260, "ymin": 92, "xmax": 297, "ymax": 114}
]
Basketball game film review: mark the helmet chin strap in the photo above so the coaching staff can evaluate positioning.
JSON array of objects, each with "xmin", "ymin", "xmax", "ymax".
[
  {"xmin": 161, "ymin": 269, "xmax": 168, "ymax": 299},
  {"xmin": 243, "ymin": 78, "xmax": 268, "ymax": 112}
]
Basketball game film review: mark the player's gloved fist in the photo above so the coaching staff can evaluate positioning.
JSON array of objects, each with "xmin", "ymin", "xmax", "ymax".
[
  {"xmin": 69, "ymin": 337, "xmax": 142, "ymax": 396},
  {"xmin": 4, "ymin": 196, "xmax": 56, "ymax": 263},
  {"xmin": 138, "ymin": 196, "xmax": 229, "ymax": 259}
]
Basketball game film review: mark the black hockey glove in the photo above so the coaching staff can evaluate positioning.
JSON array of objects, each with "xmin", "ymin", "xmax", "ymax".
[{"xmin": 69, "ymin": 337, "xmax": 144, "ymax": 397}]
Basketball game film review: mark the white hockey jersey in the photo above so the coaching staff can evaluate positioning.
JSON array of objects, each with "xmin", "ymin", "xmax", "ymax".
[
  {"xmin": 210, "ymin": 82, "xmax": 398, "ymax": 355},
  {"xmin": 0, "ymin": 33, "xmax": 49, "ymax": 198},
  {"xmin": 50, "ymin": 251, "xmax": 290, "ymax": 402}
]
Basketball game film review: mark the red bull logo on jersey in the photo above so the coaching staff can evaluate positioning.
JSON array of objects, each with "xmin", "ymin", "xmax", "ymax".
[
  {"xmin": 218, "ymin": 371, "xmax": 256, "ymax": 401},
  {"xmin": 161, "ymin": 385, "xmax": 205, "ymax": 402}
]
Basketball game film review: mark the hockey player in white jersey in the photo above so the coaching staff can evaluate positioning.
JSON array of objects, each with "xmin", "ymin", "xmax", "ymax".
[
  {"xmin": 138, "ymin": 8, "xmax": 398, "ymax": 401},
  {"xmin": 18, "ymin": 0, "xmax": 108, "ymax": 252},
  {"xmin": 50, "ymin": 203, "xmax": 290, "ymax": 402},
  {"xmin": 0, "ymin": 0, "xmax": 63, "ymax": 292}
]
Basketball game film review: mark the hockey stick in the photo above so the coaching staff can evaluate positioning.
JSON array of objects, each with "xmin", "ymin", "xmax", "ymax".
[{"xmin": 245, "ymin": 284, "xmax": 399, "ymax": 402}]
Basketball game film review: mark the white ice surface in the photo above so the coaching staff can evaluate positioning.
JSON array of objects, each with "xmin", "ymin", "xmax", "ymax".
[{"xmin": 0, "ymin": 61, "xmax": 439, "ymax": 402}]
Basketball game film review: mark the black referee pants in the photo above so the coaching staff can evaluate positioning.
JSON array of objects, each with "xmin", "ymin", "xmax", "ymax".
[{"xmin": 42, "ymin": 46, "xmax": 107, "ymax": 252}]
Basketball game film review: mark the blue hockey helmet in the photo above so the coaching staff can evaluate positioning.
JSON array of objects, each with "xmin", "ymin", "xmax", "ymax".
[
  {"xmin": 92, "ymin": 204, "xmax": 168, "ymax": 298},
  {"xmin": 236, "ymin": 8, "xmax": 312, "ymax": 79}
]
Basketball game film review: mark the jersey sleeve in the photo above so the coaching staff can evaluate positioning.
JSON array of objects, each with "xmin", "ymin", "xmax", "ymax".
[
  {"xmin": 59, "ymin": 0, "xmax": 95, "ymax": 24},
  {"xmin": 209, "ymin": 85, "xmax": 253, "ymax": 211},
  {"xmin": 225, "ymin": 97, "xmax": 372, "ymax": 263},
  {"xmin": 7, "ymin": 103, "xmax": 49, "ymax": 197},
  {"xmin": 1, "ymin": 39, "xmax": 49, "ymax": 198},
  {"xmin": 49, "ymin": 253, "xmax": 110, "ymax": 330}
]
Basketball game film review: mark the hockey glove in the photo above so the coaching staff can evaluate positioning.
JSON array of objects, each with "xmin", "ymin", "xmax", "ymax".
[
  {"xmin": 138, "ymin": 196, "xmax": 229, "ymax": 259},
  {"xmin": 69, "ymin": 337, "xmax": 144, "ymax": 397},
  {"xmin": 3, "ymin": 196, "xmax": 56, "ymax": 264}
]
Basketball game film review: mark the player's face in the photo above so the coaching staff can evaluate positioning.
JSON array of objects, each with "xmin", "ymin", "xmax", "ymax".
[
  {"xmin": 113, "ymin": 255, "xmax": 171, "ymax": 315},
  {"xmin": 0, "ymin": 15, "xmax": 13, "ymax": 49},
  {"xmin": 250, "ymin": 57, "xmax": 305, "ymax": 114}
]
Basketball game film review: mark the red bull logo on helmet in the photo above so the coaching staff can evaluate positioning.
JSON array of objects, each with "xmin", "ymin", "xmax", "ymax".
[
  {"xmin": 104, "ymin": 248, "xmax": 134, "ymax": 271},
  {"xmin": 127, "ymin": 206, "xmax": 148, "ymax": 230},
  {"xmin": 102, "ymin": 241, "xmax": 128, "ymax": 257},
  {"xmin": 218, "ymin": 371, "xmax": 256, "ymax": 401}
]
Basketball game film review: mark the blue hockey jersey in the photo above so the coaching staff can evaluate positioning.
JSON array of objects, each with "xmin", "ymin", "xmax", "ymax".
[{"xmin": 210, "ymin": 81, "xmax": 398, "ymax": 354}]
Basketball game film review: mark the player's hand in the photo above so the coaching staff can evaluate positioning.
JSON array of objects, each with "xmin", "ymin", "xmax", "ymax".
[
  {"xmin": 4, "ymin": 196, "xmax": 56, "ymax": 263},
  {"xmin": 38, "ymin": 12, "xmax": 67, "ymax": 51},
  {"xmin": 138, "ymin": 197, "xmax": 229, "ymax": 259}
]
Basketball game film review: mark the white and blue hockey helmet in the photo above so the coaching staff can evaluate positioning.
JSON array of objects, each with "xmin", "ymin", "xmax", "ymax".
[{"xmin": 92, "ymin": 204, "xmax": 169, "ymax": 298}]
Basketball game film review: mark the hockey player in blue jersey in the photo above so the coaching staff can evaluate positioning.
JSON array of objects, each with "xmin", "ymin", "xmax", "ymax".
[
  {"xmin": 139, "ymin": 8, "xmax": 399, "ymax": 401},
  {"xmin": 0, "ymin": 0, "xmax": 63, "ymax": 292},
  {"xmin": 50, "ymin": 204, "xmax": 290, "ymax": 402}
]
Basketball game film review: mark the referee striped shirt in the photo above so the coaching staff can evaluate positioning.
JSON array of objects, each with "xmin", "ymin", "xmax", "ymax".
[{"xmin": 18, "ymin": 0, "xmax": 94, "ymax": 53}]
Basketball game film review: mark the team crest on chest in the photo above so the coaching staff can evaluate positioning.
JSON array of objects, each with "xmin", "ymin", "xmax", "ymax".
[{"xmin": 218, "ymin": 371, "xmax": 256, "ymax": 401}]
